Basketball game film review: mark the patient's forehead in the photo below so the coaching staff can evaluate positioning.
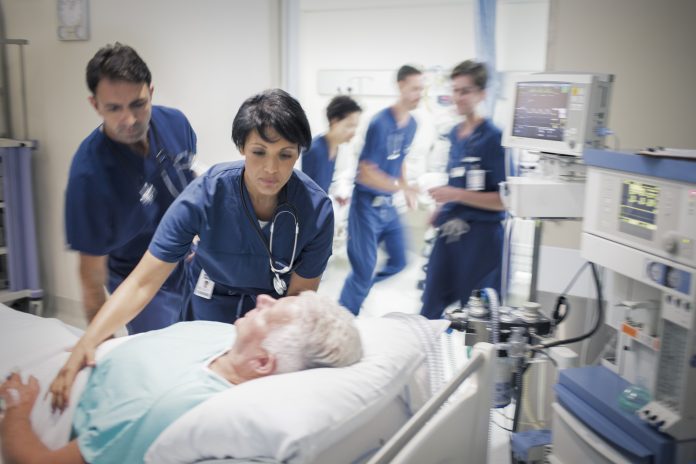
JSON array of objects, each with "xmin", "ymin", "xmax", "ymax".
[{"xmin": 267, "ymin": 296, "xmax": 299, "ymax": 325}]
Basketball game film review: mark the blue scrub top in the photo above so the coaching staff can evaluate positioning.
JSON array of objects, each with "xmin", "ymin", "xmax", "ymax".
[
  {"xmin": 65, "ymin": 106, "xmax": 197, "ymax": 287},
  {"xmin": 436, "ymin": 119, "xmax": 506, "ymax": 224},
  {"xmin": 301, "ymin": 135, "xmax": 335, "ymax": 194},
  {"xmin": 149, "ymin": 161, "xmax": 334, "ymax": 298},
  {"xmin": 355, "ymin": 107, "xmax": 417, "ymax": 196}
]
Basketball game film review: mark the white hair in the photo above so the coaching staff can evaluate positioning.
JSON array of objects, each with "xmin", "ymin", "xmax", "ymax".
[{"xmin": 261, "ymin": 291, "xmax": 363, "ymax": 374}]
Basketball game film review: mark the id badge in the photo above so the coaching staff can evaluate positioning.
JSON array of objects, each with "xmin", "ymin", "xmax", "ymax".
[
  {"xmin": 449, "ymin": 166, "xmax": 466, "ymax": 178},
  {"xmin": 466, "ymin": 169, "xmax": 485, "ymax": 191},
  {"xmin": 193, "ymin": 269, "xmax": 214, "ymax": 299}
]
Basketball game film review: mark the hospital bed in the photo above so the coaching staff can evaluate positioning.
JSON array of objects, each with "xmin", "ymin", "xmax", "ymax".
[{"xmin": 0, "ymin": 303, "xmax": 495, "ymax": 464}]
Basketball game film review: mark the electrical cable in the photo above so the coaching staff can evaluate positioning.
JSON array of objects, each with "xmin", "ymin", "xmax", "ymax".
[
  {"xmin": 534, "ymin": 262, "xmax": 604, "ymax": 350},
  {"xmin": 511, "ymin": 358, "xmax": 525, "ymax": 432},
  {"xmin": 552, "ymin": 261, "xmax": 591, "ymax": 324},
  {"xmin": 530, "ymin": 348, "xmax": 558, "ymax": 368},
  {"xmin": 492, "ymin": 418, "xmax": 513, "ymax": 433},
  {"xmin": 560, "ymin": 261, "xmax": 590, "ymax": 295}
]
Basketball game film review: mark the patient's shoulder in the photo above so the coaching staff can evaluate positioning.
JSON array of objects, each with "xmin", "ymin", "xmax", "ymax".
[{"xmin": 145, "ymin": 321, "xmax": 235, "ymax": 341}]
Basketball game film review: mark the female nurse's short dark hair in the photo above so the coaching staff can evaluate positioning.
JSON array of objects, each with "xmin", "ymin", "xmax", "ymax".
[
  {"xmin": 326, "ymin": 95, "xmax": 362, "ymax": 122},
  {"xmin": 86, "ymin": 43, "xmax": 151, "ymax": 95},
  {"xmin": 232, "ymin": 89, "xmax": 312, "ymax": 152}
]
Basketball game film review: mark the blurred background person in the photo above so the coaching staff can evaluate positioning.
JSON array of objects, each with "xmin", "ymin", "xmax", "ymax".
[
  {"xmin": 420, "ymin": 60, "xmax": 506, "ymax": 320},
  {"xmin": 339, "ymin": 65, "xmax": 423, "ymax": 315}
]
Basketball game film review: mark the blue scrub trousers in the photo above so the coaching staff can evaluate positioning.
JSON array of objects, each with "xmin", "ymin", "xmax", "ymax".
[
  {"xmin": 339, "ymin": 191, "xmax": 407, "ymax": 314},
  {"xmin": 107, "ymin": 269, "xmax": 184, "ymax": 334},
  {"xmin": 420, "ymin": 220, "xmax": 503, "ymax": 320}
]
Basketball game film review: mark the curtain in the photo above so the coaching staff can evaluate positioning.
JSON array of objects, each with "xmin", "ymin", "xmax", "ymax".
[
  {"xmin": 1, "ymin": 145, "xmax": 42, "ymax": 295},
  {"xmin": 474, "ymin": 0, "xmax": 499, "ymax": 118}
]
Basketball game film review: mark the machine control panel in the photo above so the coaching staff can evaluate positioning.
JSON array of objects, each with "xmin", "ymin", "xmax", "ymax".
[
  {"xmin": 584, "ymin": 168, "xmax": 696, "ymax": 268},
  {"xmin": 646, "ymin": 260, "xmax": 692, "ymax": 296}
]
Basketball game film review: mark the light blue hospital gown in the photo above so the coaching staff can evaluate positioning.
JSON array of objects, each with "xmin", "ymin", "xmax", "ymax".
[{"xmin": 72, "ymin": 321, "xmax": 235, "ymax": 464}]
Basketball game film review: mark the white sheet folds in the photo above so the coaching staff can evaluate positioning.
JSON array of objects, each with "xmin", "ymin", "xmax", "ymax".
[{"xmin": 0, "ymin": 305, "xmax": 127, "ymax": 449}]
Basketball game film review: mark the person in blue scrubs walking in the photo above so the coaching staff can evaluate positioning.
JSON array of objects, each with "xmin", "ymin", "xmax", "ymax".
[
  {"xmin": 50, "ymin": 89, "xmax": 335, "ymax": 395},
  {"xmin": 420, "ymin": 60, "xmax": 507, "ymax": 320},
  {"xmin": 301, "ymin": 95, "xmax": 362, "ymax": 199},
  {"xmin": 65, "ymin": 43, "xmax": 197, "ymax": 334},
  {"xmin": 339, "ymin": 65, "xmax": 424, "ymax": 315}
]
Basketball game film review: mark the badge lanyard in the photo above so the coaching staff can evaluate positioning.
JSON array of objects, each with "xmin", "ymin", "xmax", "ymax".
[{"xmin": 107, "ymin": 119, "xmax": 193, "ymax": 206}]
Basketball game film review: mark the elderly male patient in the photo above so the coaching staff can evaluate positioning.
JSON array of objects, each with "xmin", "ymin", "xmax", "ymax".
[{"xmin": 0, "ymin": 291, "xmax": 362, "ymax": 464}]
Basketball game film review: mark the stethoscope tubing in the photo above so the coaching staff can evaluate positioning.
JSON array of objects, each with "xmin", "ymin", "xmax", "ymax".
[{"xmin": 239, "ymin": 171, "xmax": 300, "ymax": 283}]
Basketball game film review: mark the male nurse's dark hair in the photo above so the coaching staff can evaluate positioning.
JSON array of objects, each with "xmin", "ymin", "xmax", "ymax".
[
  {"xmin": 450, "ymin": 60, "xmax": 488, "ymax": 90},
  {"xmin": 86, "ymin": 43, "xmax": 152, "ymax": 95},
  {"xmin": 396, "ymin": 64, "xmax": 423, "ymax": 82}
]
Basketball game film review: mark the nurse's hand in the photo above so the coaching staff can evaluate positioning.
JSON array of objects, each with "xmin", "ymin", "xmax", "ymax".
[
  {"xmin": 186, "ymin": 235, "xmax": 200, "ymax": 262},
  {"xmin": 428, "ymin": 186, "xmax": 463, "ymax": 204},
  {"xmin": 403, "ymin": 185, "xmax": 419, "ymax": 209},
  {"xmin": 48, "ymin": 341, "xmax": 97, "ymax": 413}
]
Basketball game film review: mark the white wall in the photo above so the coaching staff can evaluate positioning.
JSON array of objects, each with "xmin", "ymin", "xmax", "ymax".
[
  {"xmin": 299, "ymin": 0, "xmax": 548, "ymax": 137},
  {"xmin": 4, "ymin": 0, "xmax": 280, "ymax": 318},
  {"xmin": 547, "ymin": 0, "xmax": 696, "ymax": 150}
]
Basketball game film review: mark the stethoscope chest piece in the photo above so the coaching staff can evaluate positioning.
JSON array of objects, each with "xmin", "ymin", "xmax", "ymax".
[{"xmin": 273, "ymin": 273, "xmax": 288, "ymax": 295}]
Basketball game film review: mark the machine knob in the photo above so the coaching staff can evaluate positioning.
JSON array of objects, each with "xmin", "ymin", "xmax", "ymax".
[
  {"xmin": 666, "ymin": 268, "xmax": 683, "ymax": 289},
  {"xmin": 662, "ymin": 232, "xmax": 679, "ymax": 254}
]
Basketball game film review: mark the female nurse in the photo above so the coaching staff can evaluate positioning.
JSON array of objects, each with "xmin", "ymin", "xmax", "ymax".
[
  {"xmin": 301, "ymin": 95, "xmax": 362, "ymax": 197},
  {"xmin": 50, "ymin": 89, "xmax": 334, "ymax": 411}
]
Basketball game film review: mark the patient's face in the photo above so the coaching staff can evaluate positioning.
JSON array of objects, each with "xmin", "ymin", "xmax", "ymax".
[{"xmin": 235, "ymin": 295, "xmax": 298, "ymax": 347}]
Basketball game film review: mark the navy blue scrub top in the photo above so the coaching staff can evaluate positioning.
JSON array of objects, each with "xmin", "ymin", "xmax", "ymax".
[
  {"xmin": 65, "ymin": 106, "xmax": 197, "ymax": 285},
  {"xmin": 355, "ymin": 107, "xmax": 417, "ymax": 196},
  {"xmin": 435, "ymin": 119, "xmax": 506, "ymax": 225},
  {"xmin": 149, "ymin": 161, "xmax": 334, "ymax": 297},
  {"xmin": 301, "ymin": 135, "xmax": 335, "ymax": 194}
]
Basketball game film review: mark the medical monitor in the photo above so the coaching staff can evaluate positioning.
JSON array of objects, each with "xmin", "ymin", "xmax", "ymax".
[{"xmin": 502, "ymin": 73, "xmax": 614, "ymax": 156}]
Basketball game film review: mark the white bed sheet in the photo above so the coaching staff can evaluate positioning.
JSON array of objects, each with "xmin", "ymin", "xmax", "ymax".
[
  {"xmin": 0, "ymin": 304, "xmax": 128, "ymax": 449},
  {"xmin": 0, "ymin": 305, "xmax": 446, "ymax": 464}
]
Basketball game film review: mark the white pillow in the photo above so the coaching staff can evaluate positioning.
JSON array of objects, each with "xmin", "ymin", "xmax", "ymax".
[{"xmin": 145, "ymin": 314, "xmax": 448, "ymax": 464}]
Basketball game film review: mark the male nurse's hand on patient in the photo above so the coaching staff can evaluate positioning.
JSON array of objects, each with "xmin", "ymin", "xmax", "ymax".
[
  {"xmin": 49, "ymin": 341, "xmax": 96, "ymax": 413},
  {"xmin": 1, "ymin": 372, "xmax": 39, "ymax": 419}
]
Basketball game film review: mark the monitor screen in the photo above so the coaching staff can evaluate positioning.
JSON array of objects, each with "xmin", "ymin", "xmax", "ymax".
[
  {"xmin": 511, "ymin": 82, "xmax": 570, "ymax": 142},
  {"xmin": 619, "ymin": 180, "xmax": 659, "ymax": 240}
]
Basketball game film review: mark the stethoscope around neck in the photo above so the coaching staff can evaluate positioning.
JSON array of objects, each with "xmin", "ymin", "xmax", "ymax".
[{"xmin": 239, "ymin": 171, "xmax": 299, "ymax": 295}]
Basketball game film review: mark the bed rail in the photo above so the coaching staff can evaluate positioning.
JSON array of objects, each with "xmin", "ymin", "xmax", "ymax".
[{"xmin": 367, "ymin": 342, "xmax": 495, "ymax": 464}]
